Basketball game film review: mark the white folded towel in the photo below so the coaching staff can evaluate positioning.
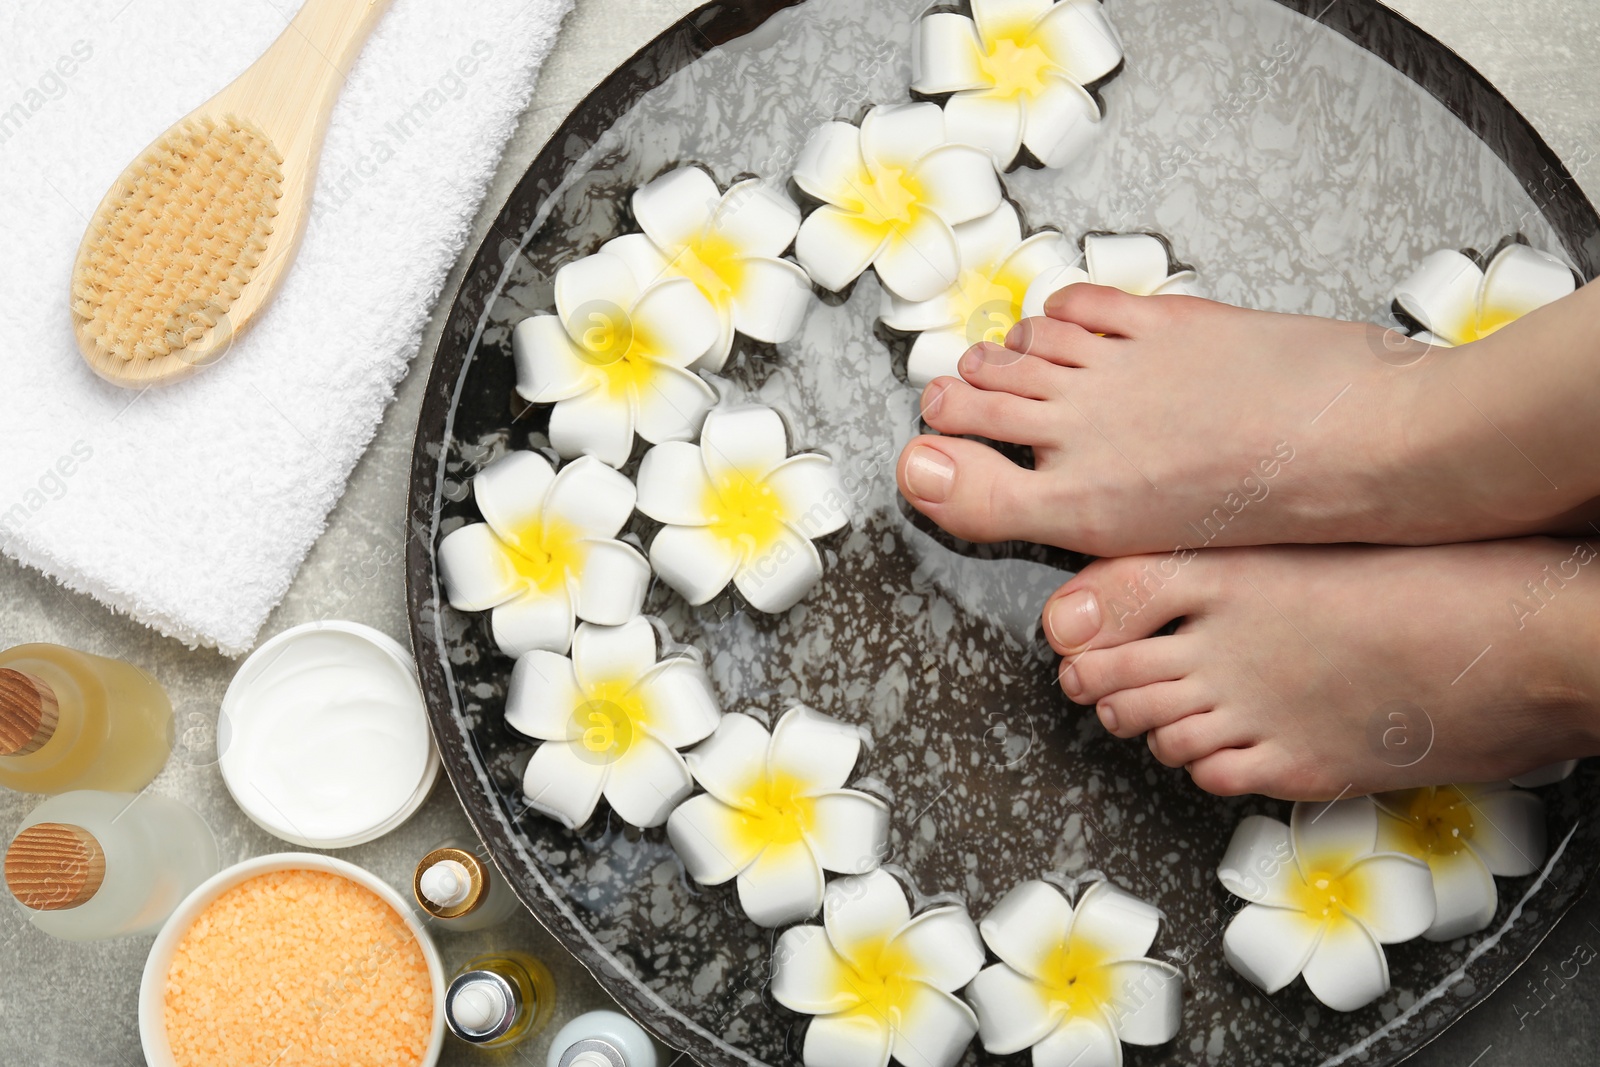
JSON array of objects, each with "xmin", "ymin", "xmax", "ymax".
[{"xmin": 0, "ymin": 0, "xmax": 572, "ymax": 654}]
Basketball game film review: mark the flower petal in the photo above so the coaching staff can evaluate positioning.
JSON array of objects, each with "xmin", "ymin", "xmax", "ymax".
[
  {"xmin": 966, "ymin": 963, "xmax": 1060, "ymax": 1055},
  {"xmin": 806, "ymin": 790, "xmax": 890, "ymax": 874},
  {"xmin": 1099, "ymin": 959, "xmax": 1182, "ymax": 1045},
  {"xmin": 735, "ymin": 527, "xmax": 825, "ymax": 612},
  {"xmin": 702, "ymin": 404, "xmax": 791, "ymax": 481},
  {"xmin": 890, "ymin": 984, "xmax": 980, "ymax": 1067},
  {"xmin": 892, "ymin": 905, "xmax": 985, "ymax": 992},
  {"xmin": 555, "ymin": 251, "xmax": 640, "ymax": 332},
  {"xmin": 1464, "ymin": 785, "xmax": 1546, "ymax": 875},
  {"xmin": 825, "ymin": 870, "xmax": 913, "ymax": 971},
  {"xmin": 684, "ymin": 712, "xmax": 770, "ymax": 807},
  {"xmin": 979, "ymin": 880, "xmax": 1074, "ymax": 979},
  {"xmin": 805, "ymin": 1010, "xmax": 892, "ymax": 1067},
  {"xmin": 1216, "ymin": 814, "xmax": 1300, "ymax": 907},
  {"xmin": 1221, "ymin": 902, "xmax": 1321, "ymax": 995},
  {"xmin": 543, "ymin": 454, "xmax": 637, "ymax": 540},
  {"xmin": 768, "ymin": 704, "xmax": 867, "ymax": 792},
  {"xmin": 912, "ymin": 12, "xmax": 987, "ymax": 95},
  {"xmin": 910, "ymin": 143, "xmax": 1005, "ymax": 227},
  {"xmin": 794, "ymin": 121, "xmax": 868, "ymax": 207},
  {"xmin": 514, "ymin": 314, "xmax": 598, "ymax": 404},
  {"xmin": 1343, "ymin": 851, "xmax": 1435, "ymax": 943},
  {"xmin": 505, "ymin": 650, "xmax": 584, "ymax": 740},
  {"xmin": 522, "ymin": 739, "xmax": 607, "ymax": 829},
  {"xmin": 730, "ymin": 256, "xmax": 814, "ymax": 343},
  {"xmin": 1030, "ymin": 1014, "xmax": 1121, "ymax": 1067},
  {"xmin": 999, "ymin": 231, "xmax": 1076, "ymax": 287},
  {"xmin": 796, "ymin": 204, "xmax": 889, "ymax": 292},
  {"xmin": 1151, "ymin": 270, "xmax": 1199, "ymax": 296},
  {"xmin": 738, "ymin": 839, "xmax": 827, "ymax": 927},
  {"xmin": 1021, "ymin": 76, "xmax": 1101, "ymax": 168},
  {"xmin": 1421, "ymin": 848, "xmax": 1498, "ymax": 941},
  {"xmin": 668, "ymin": 793, "xmax": 763, "ymax": 885},
  {"xmin": 942, "ymin": 91, "xmax": 1025, "ymax": 171},
  {"xmin": 714, "ymin": 180, "xmax": 803, "ymax": 259},
  {"xmin": 767, "ymin": 454, "xmax": 849, "ymax": 540},
  {"xmin": 634, "ymin": 363, "xmax": 719, "ymax": 445},
  {"xmin": 491, "ymin": 586, "xmax": 575, "ymax": 657},
  {"xmin": 636, "ymin": 657, "xmax": 721, "ymax": 749},
  {"xmin": 1021, "ymin": 263, "xmax": 1089, "ymax": 318},
  {"xmin": 907, "ymin": 329, "xmax": 976, "ymax": 389},
  {"xmin": 1031, "ymin": 0, "xmax": 1124, "ymax": 87},
  {"xmin": 633, "ymin": 166, "xmax": 721, "ymax": 252},
  {"xmin": 601, "ymin": 232, "xmax": 671, "ymax": 287},
  {"xmin": 971, "ymin": 0, "xmax": 1054, "ymax": 44},
  {"xmin": 1069, "ymin": 881, "xmax": 1164, "ymax": 962},
  {"xmin": 438, "ymin": 523, "xmax": 520, "ymax": 611},
  {"xmin": 1291, "ymin": 797, "xmax": 1378, "ymax": 878},
  {"xmin": 874, "ymin": 212, "xmax": 961, "ymax": 303},
  {"xmin": 636, "ymin": 441, "xmax": 717, "ymax": 526},
  {"xmin": 473, "ymin": 450, "xmax": 559, "ymax": 544},
  {"xmin": 953, "ymin": 203, "xmax": 1024, "ymax": 274},
  {"xmin": 1480, "ymin": 243, "xmax": 1575, "ymax": 321},
  {"xmin": 774, "ymin": 925, "xmax": 860, "ymax": 1015},
  {"xmin": 881, "ymin": 289, "xmax": 960, "ymax": 334},
  {"xmin": 860, "ymin": 102, "xmax": 947, "ymax": 171},
  {"xmin": 603, "ymin": 735, "xmax": 694, "ymax": 827},
  {"xmin": 1085, "ymin": 233, "xmax": 1172, "ymax": 296},
  {"xmin": 1300, "ymin": 913, "xmax": 1389, "ymax": 1012},
  {"xmin": 649, "ymin": 523, "xmax": 742, "ymax": 605},
  {"xmin": 631, "ymin": 277, "xmax": 721, "ymax": 368},
  {"xmin": 571, "ymin": 616, "xmax": 656, "ymax": 690},
  {"xmin": 1391, "ymin": 249, "xmax": 1482, "ymax": 345},
  {"xmin": 573, "ymin": 540, "xmax": 650, "ymax": 625},
  {"xmin": 549, "ymin": 389, "xmax": 637, "ymax": 468},
  {"xmin": 1509, "ymin": 760, "xmax": 1576, "ymax": 788}
]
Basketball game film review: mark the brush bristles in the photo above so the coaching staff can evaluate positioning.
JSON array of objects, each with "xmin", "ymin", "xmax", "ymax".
[{"xmin": 72, "ymin": 115, "xmax": 283, "ymax": 364}]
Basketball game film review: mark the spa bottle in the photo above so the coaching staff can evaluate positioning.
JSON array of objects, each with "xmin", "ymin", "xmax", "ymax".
[
  {"xmin": 0, "ymin": 643, "xmax": 173, "ymax": 794},
  {"xmin": 414, "ymin": 843, "xmax": 519, "ymax": 930},
  {"xmin": 445, "ymin": 950, "xmax": 557, "ymax": 1049},
  {"xmin": 3, "ymin": 789, "xmax": 219, "ymax": 940},
  {"xmin": 547, "ymin": 1010, "xmax": 666, "ymax": 1067}
]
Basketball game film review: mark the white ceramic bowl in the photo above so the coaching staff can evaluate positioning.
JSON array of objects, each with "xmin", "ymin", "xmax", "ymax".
[{"xmin": 140, "ymin": 852, "xmax": 446, "ymax": 1067}]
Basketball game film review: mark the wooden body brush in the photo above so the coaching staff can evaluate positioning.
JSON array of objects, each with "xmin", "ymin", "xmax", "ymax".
[{"xmin": 71, "ymin": 0, "xmax": 393, "ymax": 386}]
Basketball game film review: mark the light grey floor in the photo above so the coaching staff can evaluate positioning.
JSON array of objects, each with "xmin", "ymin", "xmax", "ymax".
[{"xmin": 1, "ymin": 0, "xmax": 1597, "ymax": 1065}]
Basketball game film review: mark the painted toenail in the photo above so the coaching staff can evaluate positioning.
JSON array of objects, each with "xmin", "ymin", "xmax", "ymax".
[
  {"xmin": 1097, "ymin": 703, "xmax": 1119, "ymax": 732},
  {"xmin": 1059, "ymin": 663, "xmax": 1083, "ymax": 699},
  {"xmin": 904, "ymin": 446, "xmax": 955, "ymax": 503},
  {"xmin": 1045, "ymin": 590, "xmax": 1100, "ymax": 650}
]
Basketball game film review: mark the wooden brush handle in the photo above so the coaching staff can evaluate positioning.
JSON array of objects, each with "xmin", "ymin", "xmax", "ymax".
[
  {"xmin": 0, "ymin": 669, "xmax": 58, "ymax": 757},
  {"xmin": 5, "ymin": 823, "xmax": 106, "ymax": 911}
]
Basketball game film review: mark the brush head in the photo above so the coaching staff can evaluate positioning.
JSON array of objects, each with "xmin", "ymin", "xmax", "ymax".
[{"xmin": 71, "ymin": 114, "xmax": 283, "ymax": 378}]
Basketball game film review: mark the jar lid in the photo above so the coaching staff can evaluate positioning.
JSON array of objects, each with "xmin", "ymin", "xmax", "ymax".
[{"xmin": 219, "ymin": 621, "xmax": 439, "ymax": 849}]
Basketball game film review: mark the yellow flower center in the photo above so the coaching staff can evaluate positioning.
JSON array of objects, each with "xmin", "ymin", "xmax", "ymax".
[
  {"xmin": 838, "ymin": 936, "xmax": 916, "ymax": 1023},
  {"xmin": 1289, "ymin": 864, "xmax": 1362, "ymax": 921},
  {"xmin": 570, "ymin": 305, "xmax": 665, "ymax": 399},
  {"xmin": 1399, "ymin": 786, "xmax": 1476, "ymax": 856},
  {"xmin": 667, "ymin": 230, "xmax": 748, "ymax": 309},
  {"xmin": 850, "ymin": 163, "xmax": 923, "ymax": 233},
  {"xmin": 1455, "ymin": 304, "xmax": 1519, "ymax": 343},
  {"xmin": 979, "ymin": 33, "xmax": 1058, "ymax": 99},
  {"xmin": 1037, "ymin": 935, "xmax": 1114, "ymax": 1018},
  {"xmin": 703, "ymin": 472, "xmax": 788, "ymax": 557},
  {"xmin": 568, "ymin": 677, "xmax": 651, "ymax": 763},
  {"xmin": 735, "ymin": 770, "xmax": 817, "ymax": 850},
  {"xmin": 949, "ymin": 265, "xmax": 1030, "ymax": 346},
  {"xmin": 503, "ymin": 516, "xmax": 587, "ymax": 593}
]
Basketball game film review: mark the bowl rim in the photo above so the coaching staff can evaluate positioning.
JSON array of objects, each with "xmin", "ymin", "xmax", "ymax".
[{"xmin": 138, "ymin": 851, "xmax": 447, "ymax": 1067}]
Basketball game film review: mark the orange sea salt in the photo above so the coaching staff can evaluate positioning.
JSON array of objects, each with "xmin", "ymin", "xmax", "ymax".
[{"xmin": 163, "ymin": 868, "xmax": 433, "ymax": 1067}]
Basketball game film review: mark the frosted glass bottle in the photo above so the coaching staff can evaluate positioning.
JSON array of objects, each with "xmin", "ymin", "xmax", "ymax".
[
  {"xmin": 0, "ymin": 643, "xmax": 173, "ymax": 794},
  {"xmin": 547, "ymin": 1010, "xmax": 665, "ymax": 1067},
  {"xmin": 414, "ymin": 843, "xmax": 519, "ymax": 931},
  {"xmin": 3, "ymin": 790, "xmax": 219, "ymax": 940}
]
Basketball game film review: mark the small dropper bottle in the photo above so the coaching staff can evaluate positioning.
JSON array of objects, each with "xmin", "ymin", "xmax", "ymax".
[
  {"xmin": 445, "ymin": 950, "xmax": 557, "ymax": 1049},
  {"xmin": 0, "ymin": 643, "xmax": 173, "ymax": 794},
  {"xmin": 547, "ymin": 1011, "xmax": 665, "ymax": 1067},
  {"xmin": 4, "ymin": 789, "xmax": 218, "ymax": 940},
  {"xmin": 414, "ymin": 844, "xmax": 518, "ymax": 931}
]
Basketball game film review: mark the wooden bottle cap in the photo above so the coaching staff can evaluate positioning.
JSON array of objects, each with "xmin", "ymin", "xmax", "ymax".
[
  {"xmin": 5, "ymin": 823, "xmax": 106, "ymax": 911},
  {"xmin": 0, "ymin": 668, "xmax": 59, "ymax": 757}
]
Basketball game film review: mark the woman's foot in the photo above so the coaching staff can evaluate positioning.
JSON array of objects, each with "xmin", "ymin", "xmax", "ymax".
[
  {"xmin": 896, "ymin": 282, "xmax": 1600, "ymax": 555},
  {"xmin": 1040, "ymin": 537, "xmax": 1600, "ymax": 799}
]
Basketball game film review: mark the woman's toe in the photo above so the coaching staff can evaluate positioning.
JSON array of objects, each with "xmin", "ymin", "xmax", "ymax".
[
  {"xmin": 921, "ymin": 377, "xmax": 1053, "ymax": 444},
  {"xmin": 1043, "ymin": 283, "xmax": 1155, "ymax": 338},
  {"xmin": 1044, "ymin": 554, "xmax": 1213, "ymax": 654},
  {"xmin": 1002, "ymin": 317, "xmax": 1105, "ymax": 369},
  {"xmin": 1058, "ymin": 634, "xmax": 1196, "ymax": 707},
  {"xmin": 955, "ymin": 342, "xmax": 1073, "ymax": 398},
  {"xmin": 1147, "ymin": 710, "xmax": 1251, "ymax": 769},
  {"xmin": 1185, "ymin": 746, "xmax": 1269, "ymax": 797},
  {"xmin": 1091, "ymin": 677, "xmax": 1211, "ymax": 738},
  {"xmin": 897, "ymin": 435, "xmax": 1052, "ymax": 543}
]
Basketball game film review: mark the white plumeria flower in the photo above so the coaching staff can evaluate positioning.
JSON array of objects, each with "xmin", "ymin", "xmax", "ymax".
[
  {"xmin": 667, "ymin": 706, "xmax": 889, "ymax": 928},
  {"xmin": 965, "ymin": 880, "xmax": 1182, "ymax": 1067},
  {"xmin": 437, "ymin": 452, "xmax": 650, "ymax": 658},
  {"xmin": 793, "ymin": 102, "xmax": 1003, "ymax": 303},
  {"xmin": 1509, "ymin": 760, "xmax": 1578, "ymax": 787},
  {"xmin": 512, "ymin": 250, "xmax": 720, "ymax": 468},
  {"xmin": 1216, "ymin": 798, "xmax": 1435, "ymax": 1012},
  {"xmin": 506, "ymin": 617, "xmax": 721, "ymax": 829},
  {"xmin": 912, "ymin": 0, "xmax": 1123, "ymax": 169},
  {"xmin": 1371, "ymin": 782, "xmax": 1546, "ymax": 941},
  {"xmin": 598, "ymin": 167, "xmax": 813, "ymax": 374},
  {"xmin": 880, "ymin": 202, "xmax": 1074, "ymax": 387},
  {"xmin": 772, "ymin": 869, "xmax": 986, "ymax": 1067},
  {"xmin": 1020, "ymin": 232, "xmax": 1197, "ymax": 318},
  {"xmin": 1391, "ymin": 241, "xmax": 1575, "ymax": 347},
  {"xmin": 635, "ymin": 405, "xmax": 849, "ymax": 613}
]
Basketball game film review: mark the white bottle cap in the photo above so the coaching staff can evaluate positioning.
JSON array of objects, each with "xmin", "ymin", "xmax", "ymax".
[
  {"xmin": 419, "ymin": 859, "xmax": 473, "ymax": 908},
  {"xmin": 445, "ymin": 971, "xmax": 519, "ymax": 1042}
]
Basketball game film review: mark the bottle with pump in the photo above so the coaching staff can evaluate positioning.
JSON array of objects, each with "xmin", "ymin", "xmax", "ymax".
[
  {"xmin": 547, "ymin": 1011, "xmax": 666, "ymax": 1067},
  {"xmin": 3, "ymin": 789, "xmax": 218, "ymax": 940},
  {"xmin": 0, "ymin": 643, "xmax": 173, "ymax": 794},
  {"xmin": 413, "ymin": 843, "xmax": 519, "ymax": 930},
  {"xmin": 444, "ymin": 950, "xmax": 557, "ymax": 1049}
]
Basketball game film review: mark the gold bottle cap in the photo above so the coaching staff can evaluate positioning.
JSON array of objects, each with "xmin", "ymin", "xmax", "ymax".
[
  {"xmin": 415, "ymin": 847, "xmax": 489, "ymax": 919},
  {"xmin": 5, "ymin": 822, "xmax": 106, "ymax": 911},
  {"xmin": 0, "ymin": 669, "xmax": 59, "ymax": 757}
]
